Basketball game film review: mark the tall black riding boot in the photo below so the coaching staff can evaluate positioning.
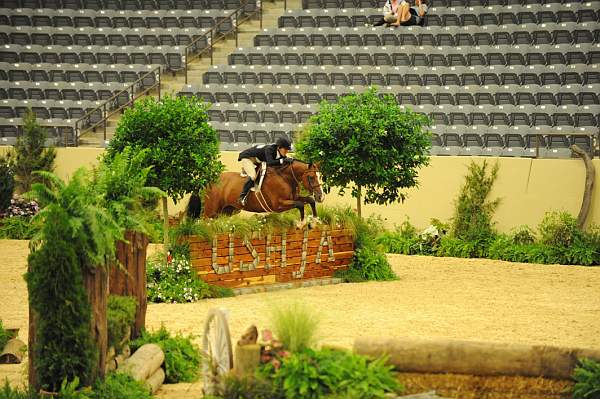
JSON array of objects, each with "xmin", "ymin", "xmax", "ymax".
[{"xmin": 239, "ymin": 177, "xmax": 254, "ymax": 206}]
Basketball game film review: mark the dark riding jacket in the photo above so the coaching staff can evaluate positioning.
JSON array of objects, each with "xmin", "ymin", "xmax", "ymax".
[{"xmin": 238, "ymin": 144, "xmax": 288, "ymax": 166}]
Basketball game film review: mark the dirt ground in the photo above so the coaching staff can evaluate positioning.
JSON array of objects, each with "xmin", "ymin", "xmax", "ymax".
[{"xmin": 1, "ymin": 240, "xmax": 599, "ymax": 397}]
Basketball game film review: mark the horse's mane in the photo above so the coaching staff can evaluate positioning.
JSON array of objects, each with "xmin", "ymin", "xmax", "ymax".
[{"xmin": 269, "ymin": 159, "xmax": 312, "ymax": 177}]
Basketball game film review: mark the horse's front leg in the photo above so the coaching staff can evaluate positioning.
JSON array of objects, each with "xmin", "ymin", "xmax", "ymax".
[
  {"xmin": 278, "ymin": 199, "xmax": 306, "ymax": 221},
  {"xmin": 297, "ymin": 196, "xmax": 317, "ymax": 217}
]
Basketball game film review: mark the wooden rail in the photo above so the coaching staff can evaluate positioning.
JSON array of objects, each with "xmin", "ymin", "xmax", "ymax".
[
  {"xmin": 184, "ymin": 0, "xmax": 263, "ymax": 84},
  {"xmin": 74, "ymin": 66, "xmax": 161, "ymax": 146}
]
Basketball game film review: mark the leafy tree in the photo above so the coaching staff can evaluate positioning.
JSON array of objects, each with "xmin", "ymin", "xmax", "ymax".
[
  {"xmin": 106, "ymin": 95, "xmax": 223, "ymax": 246},
  {"xmin": 295, "ymin": 88, "xmax": 431, "ymax": 217},
  {"xmin": 8, "ymin": 110, "xmax": 56, "ymax": 193},
  {"xmin": 0, "ymin": 155, "xmax": 14, "ymax": 212},
  {"xmin": 451, "ymin": 160, "xmax": 500, "ymax": 242}
]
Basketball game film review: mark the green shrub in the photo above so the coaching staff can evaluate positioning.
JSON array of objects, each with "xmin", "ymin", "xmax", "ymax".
[
  {"xmin": 0, "ymin": 216, "xmax": 38, "ymax": 239},
  {"xmin": 339, "ymin": 214, "xmax": 397, "ymax": 282},
  {"xmin": 510, "ymin": 225, "xmax": 536, "ymax": 245},
  {"xmin": 26, "ymin": 210, "xmax": 96, "ymax": 392},
  {"xmin": 146, "ymin": 254, "xmax": 233, "ymax": 303},
  {"xmin": 437, "ymin": 236, "xmax": 490, "ymax": 259},
  {"xmin": 6, "ymin": 110, "xmax": 56, "ymax": 194},
  {"xmin": 259, "ymin": 348, "xmax": 403, "ymax": 399},
  {"xmin": 0, "ymin": 380, "xmax": 40, "ymax": 399},
  {"xmin": 0, "ymin": 320, "xmax": 12, "ymax": 352},
  {"xmin": 538, "ymin": 211, "xmax": 581, "ymax": 247},
  {"xmin": 375, "ymin": 231, "xmax": 421, "ymax": 255},
  {"xmin": 213, "ymin": 374, "xmax": 284, "ymax": 399},
  {"xmin": 91, "ymin": 372, "xmax": 151, "ymax": 399},
  {"xmin": 349, "ymin": 242, "xmax": 397, "ymax": 281},
  {"xmin": 271, "ymin": 303, "xmax": 319, "ymax": 352},
  {"xmin": 572, "ymin": 358, "xmax": 600, "ymax": 399},
  {"xmin": 131, "ymin": 325, "xmax": 201, "ymax": 383},
  {"xmin": 452, "ymin": 160, "xmax": 500, "ymax": 242},
  {"xmin": 56, "ymin": 378, "xmax": 91, "ymax": 399},
  {"xmin": 0, "ymin": 158, "xmax": 14, "ymax": 213},
  {"xmin": 107, "ymin": 296, "xmax": 137, "ymax": 350}
]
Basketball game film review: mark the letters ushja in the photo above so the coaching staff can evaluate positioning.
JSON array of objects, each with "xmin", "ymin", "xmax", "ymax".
[{"xmin": 210, "ymin": 230, "xmax": 335, "ymax": 279}]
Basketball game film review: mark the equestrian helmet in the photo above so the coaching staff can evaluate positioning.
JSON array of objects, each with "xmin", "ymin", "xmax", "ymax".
[{"xmin": 276, "ymin": 137, "xmax": 292, "ymax": 150}]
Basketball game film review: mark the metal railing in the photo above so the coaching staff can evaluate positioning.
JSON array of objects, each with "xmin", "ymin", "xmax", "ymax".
[
  {"xmin": 74, "ymin": 66, "xmax": 162, "ymax": 146},
  {"xmin": 184, "ymin": 0, "xmax": 263, "ymax": 84}
]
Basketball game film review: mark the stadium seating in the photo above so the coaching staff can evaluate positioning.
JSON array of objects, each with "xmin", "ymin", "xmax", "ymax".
[
  {"xmin": 176, "ymin": 0, "xmax": 599, "ymax": 156},
  {"xmin": 0, "ymin": 1, "xmax": 249, "ymax": 144}
]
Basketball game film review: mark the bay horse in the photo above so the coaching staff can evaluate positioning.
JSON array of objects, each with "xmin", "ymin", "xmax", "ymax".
[{"xmin": 186, "ymin": 160, "xmax": 324, "ymax": 221}]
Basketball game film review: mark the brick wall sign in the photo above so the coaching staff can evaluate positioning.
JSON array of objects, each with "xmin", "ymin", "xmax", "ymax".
[{"xmin": 183, "ymin": 228, "xmax": 354, "ymax": 288}]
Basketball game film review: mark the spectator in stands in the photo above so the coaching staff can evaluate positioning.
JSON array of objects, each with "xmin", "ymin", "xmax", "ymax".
[
  {"xmin": 394, "ymin": 0, "xmax": 428, "ymax": 26},
  {"xmin": 373, "ymin": 0, "xmax": 401, "ymax": 26},
  {"xmin": 374, "ymin": 0, "xmax": 428, "ymax": 27}
]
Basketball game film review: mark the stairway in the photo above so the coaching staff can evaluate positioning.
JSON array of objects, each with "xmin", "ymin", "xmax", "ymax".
[{"xmin": 77, "ymin": 0, "xmax": 298, "ymax": 147}]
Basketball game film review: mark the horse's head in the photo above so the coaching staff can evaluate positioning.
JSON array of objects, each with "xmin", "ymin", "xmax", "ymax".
[{"xmin": 291, "ymin": 161, "xmax": 324, "ymax": 203}]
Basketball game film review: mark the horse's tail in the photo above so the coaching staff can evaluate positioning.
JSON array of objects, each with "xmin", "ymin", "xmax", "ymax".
[{"xmin": 186, "ymin": 192, "xmax": 202, "ymax": 219}]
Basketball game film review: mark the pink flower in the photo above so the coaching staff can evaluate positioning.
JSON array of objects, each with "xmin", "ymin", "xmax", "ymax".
[
  {"xmin": 262, "ymin": 329, "xmax": 273, "ymax": 342},
  {"xmin": 271, "ymin": 359, "xmax": 281, "ymax": 369}
]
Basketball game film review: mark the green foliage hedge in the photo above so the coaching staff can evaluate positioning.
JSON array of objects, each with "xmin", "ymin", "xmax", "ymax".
[
  {"xmin": 0, "ymin": 216, "xmax": 38, "ymax": 239},
  {"xmin": 572, "ymin": 358, "xmax": 600, "ymax": 399},
  {"xmin": 131, "ymin": 325, "xmax": 201, "ymax": 383},
  {"xmin": 0, "ymin": 157, "xmax": 14, "ymax": 212},
  {"xmin": 380, "ymin": 213, "xmax": 600, "ymax": 266},
  {"xmin": 107, "ymin": 296, "xmax": 137, "ymax": 350},
  {"xmin": 256, "ymin": 348, "xmax": 403, "ymax": 399},
  {"xmin": 0, "ymin": 372, "xmax": 151, "ymax": 399}
]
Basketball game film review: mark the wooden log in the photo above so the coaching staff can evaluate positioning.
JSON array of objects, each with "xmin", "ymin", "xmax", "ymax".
[
  {"xmin": 353, "ymin": 337, "xmax": 600, "ymax": 379},
  {"xmin": 234, "ymin": 344, "xmax": 261, "ymax": 377},
  {"xmin": 145, "ymin": 367, "xmax": 165, "ymax": 394},
  {"xmin": 115, "ymin": 353, "xmax": 128, "ymax": 368},
  {"xmin": 0, "ymin": 338, "xmax": 26, "ymax": 364},
  {"xmin": 119, "ymin": 343, "xmax": 164, "ymax": 382},
  {"xmin": 571, "ymin": 144, "xmax": 596, "ymax": 229}
]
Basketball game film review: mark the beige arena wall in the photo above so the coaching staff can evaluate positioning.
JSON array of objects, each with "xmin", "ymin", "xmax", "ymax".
[{"xmin": 1, "ymin": 147, "xmax": 597, "ymax": 232}]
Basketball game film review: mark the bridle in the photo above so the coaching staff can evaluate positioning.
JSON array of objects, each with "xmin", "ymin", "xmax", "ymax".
[{"xmin": 287, "ymin": 161, "xmax": 322, "ymax": 195}]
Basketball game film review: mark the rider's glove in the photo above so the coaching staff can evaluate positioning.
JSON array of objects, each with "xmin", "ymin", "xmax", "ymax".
[{"xmin": 283, "ymin": 157, "xmax": 294, "ymax": 164}]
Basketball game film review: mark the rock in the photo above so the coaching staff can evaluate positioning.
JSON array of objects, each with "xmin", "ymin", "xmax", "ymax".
[{"xmin": 237, "ymin": 325, "xmax": 258, "ymax": 346}]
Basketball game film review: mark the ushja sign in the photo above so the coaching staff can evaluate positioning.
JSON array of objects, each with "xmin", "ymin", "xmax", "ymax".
[{"xmin": 183, "ymin": 228, "xmax": 354, "ymax": 288}]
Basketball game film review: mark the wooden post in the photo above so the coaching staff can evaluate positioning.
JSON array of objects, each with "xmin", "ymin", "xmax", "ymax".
[
  {"xmin": 571, "ymin": 144, "xmax": 596, "ymax": 229},
  {"xmin": 162, "ymin": 197, "xmax": 169, "ymax": 250},
  {"xmin": 356, "ymin": 185, "xmax": 362, "ymax": 218},
  {"xmin": 110, "ymin": 231, "xmax": 150, "ymax": 339},
  {"xmin": 84, "ymin": 265, "xmax": 108, "ymax": 381}
]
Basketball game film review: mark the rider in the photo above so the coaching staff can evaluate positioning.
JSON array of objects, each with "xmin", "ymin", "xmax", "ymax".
[{"xmin": 238, "ymin": 137, "xmax": 294, "ymax": 206}]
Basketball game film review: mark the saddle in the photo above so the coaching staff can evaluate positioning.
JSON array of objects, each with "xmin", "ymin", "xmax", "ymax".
[{"xmin": 240, "ymin": 162, "xmax": 267, "ymax": 192}]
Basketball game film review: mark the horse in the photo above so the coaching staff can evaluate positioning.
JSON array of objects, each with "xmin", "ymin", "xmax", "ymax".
[{"xmin": 186, "ymin": 160, "xmax": 324, "ymax": 221}]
